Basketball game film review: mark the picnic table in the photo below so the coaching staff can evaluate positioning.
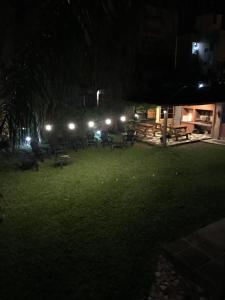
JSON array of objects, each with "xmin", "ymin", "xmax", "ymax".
[
  {"xmin": 53, "ymin": 145, "xmax": 71, "ymax": 168},
  {"xmin": 152, "ymin": 122, "xmax": 163, "ymax": 136},
  {"xmin": 170, "ymin": 125, "xmax": 191, "ymax": 141},
  {"xmin": 55, "ymin": 154, "xmax": 71, "ymax": 168},
  {"xmin": 122, "ymin": 129, "xmax": 136, "ymax": 145},
  {"xmin": 135, "ymin": 122, "xmax": 155, "ymax": 137}
]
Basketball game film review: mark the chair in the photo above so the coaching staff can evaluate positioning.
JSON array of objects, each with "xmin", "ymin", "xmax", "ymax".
[
  {"xmin": 30, "ymin": 139, "xmax": 44, "ymax": 162},
  {"xmin": 123, "ymin": 129, "xmax": 135, "ymax": 146},
  {"xmin": 71, "ymin": 136, "xmax": 85, "ymax": 151},
  {"xmin": 152, "ymin": 123, "xmax": 162, "ymax": 136},
  {"xmin": 19, "ymin": 152, "xmax": 39, "ymax": 171},
  {"xmin": 86, "ymin": 131, "xmax": 98, "ymax": 147},
  {"xmin": 53, "ymin": 146, "xmax": 71, "ymax": 168},
  {"xmin": 101, "ymin": 131, "xmax": 113, "ymax": 147}
]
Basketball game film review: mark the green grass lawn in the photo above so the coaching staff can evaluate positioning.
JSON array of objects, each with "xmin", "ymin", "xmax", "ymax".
[{"xmin": 1, "ymin": 142, "xmax": 225, "ymax": 300}]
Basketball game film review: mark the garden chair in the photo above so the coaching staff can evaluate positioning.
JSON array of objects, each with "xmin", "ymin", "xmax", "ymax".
[
  {"xmin": 86, "ymin": 131, "xmax": 98, "ymax": 147},
  {"xmin": 30, "ymin": 138, "xmax": 44, "ymax": 162},
  {"xmin": 123, "ymin": 129, "xmax": 135, "ymax": 146},
  {"xmin": 101, "ymin": 130, "xmax": 113, "ymax": 147},
  {"xmin": 54, "ymin": 146, "xmax": 71, "ymax": 168},
  {"xmin": 49, "ymin": 142, "xmax": 65, "ymax": 155},
  {"xmin": 71, "ymin": 136, "xmax": 85, "ymax": 151},
  {"xmin": 19, "ymin": 151, "xmax": 39, "ymax": 171}
]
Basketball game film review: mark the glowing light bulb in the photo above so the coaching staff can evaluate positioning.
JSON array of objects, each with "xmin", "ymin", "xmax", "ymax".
[
  {"xmin": 88, "ymin": 121, "xmax": 95, "ymax": 128},
  {"xmin": 68, "ymin": 123, "xmax": 75, "ymax": 130},
  {"xmin": 198, "ymin": 83, "xmax": 204, "ymax": 88},
  {"xmin": 45, "ymin": 124, "xmax": 52, "ymax": 131},
  {"xmin": 105, "ymin": 118, "xmax": 112, "ymax": 125}
]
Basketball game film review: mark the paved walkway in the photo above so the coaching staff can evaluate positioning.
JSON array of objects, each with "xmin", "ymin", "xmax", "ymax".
[
  {"xmin": 138, "ymin": 133, "xmax": 211, "ymax": 147},
  {"xmin": 164, "ymin": 218, "xmax": 225, "ymax": 299},
  {"xmin": 203, "ymin": 139, "xmax": 225, "ymax": 146}
]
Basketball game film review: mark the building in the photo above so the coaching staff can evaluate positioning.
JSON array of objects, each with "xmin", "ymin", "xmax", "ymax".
[
  {"xmin": 169, "ymin": 11, "xmax": 225, "ymax": 140},
  {"xmin": 134, "ymin": 1, "xmax": 178, "ymax": 94},
  {"xmin": 177, "ymin": 12, "xmax": 225, "ymax": 82}
]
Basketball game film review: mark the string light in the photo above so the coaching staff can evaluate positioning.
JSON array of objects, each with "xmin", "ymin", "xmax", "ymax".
[
  {"xmin": 105, "ymin": 118, "xmax": 112, "ymax": 125},
  {"xmin": 45, "ymin": 124, "xmax": 52, "ymax": 131},
  {"xmin": 68, "ymin": 123, "xmax": 76, "ymax": 130},
  {"xmin": 88, "ymin": 121, "xmax": 95, "ymax": 128}
]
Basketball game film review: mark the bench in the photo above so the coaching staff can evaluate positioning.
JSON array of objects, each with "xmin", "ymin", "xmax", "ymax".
[
  {"xmin": 175, "ymin": 132, "xmax": 189, "ymax": 141},
  {"xmin": 135, "ymin": 127, "xmax": 147, "ymax": 137},
  {"xmin": 173, "ymin": 129, "xmax": 191, "ymax": 141},
  {"xmin": 20, "ymin": 156, "xmax": 39, "ymax": 171},
  {"xmin": 111, "ymin": 142, "xmax": 125, "ymax": 150},
  {"xmin": 153, "ymin": 123, "xmax": 162, "ymax": 136},
  {"xmin": 54, "ymin": 154, "xmax": 71, "ymax": 168},
  {"xmin": 135, "ymin": 123, "xmax": 154, "ymax": 138}
]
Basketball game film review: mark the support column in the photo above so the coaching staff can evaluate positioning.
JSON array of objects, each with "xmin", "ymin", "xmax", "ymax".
[{"xmin": 162, "ymin": 108, "xmax": 168, "ymax": 146}]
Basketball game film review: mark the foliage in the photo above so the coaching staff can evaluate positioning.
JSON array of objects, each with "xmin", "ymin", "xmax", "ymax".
[{"xmin": 0, "ymin": 1, "xmax": 140, "ymax": 146}]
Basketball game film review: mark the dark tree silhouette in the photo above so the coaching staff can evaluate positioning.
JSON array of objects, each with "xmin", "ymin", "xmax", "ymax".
[{"xmin": 0, "ymin": 0, "xmax": 140, "ymax": 146}]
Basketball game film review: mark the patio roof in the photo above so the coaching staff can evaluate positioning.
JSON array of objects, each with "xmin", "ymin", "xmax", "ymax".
[{"xmin": 127, "ymin": 82, "xmax": 225, "ymax": 106}]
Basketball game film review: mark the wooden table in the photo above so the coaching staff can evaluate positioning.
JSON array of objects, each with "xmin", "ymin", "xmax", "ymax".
[
  {"xmin": 135, "ymin": 123, "xmax": 154, "ymax": 137},
  {"xmin": 172, "ymin": 125, "xmax": 188, "ymax": 130},
  {"xmin": 138, "ymin": 123, "xmax": 154, "ymax": 128},
  {"xmin": 170, "ymin": 125, "xmax": 189, "ymax": 141}
]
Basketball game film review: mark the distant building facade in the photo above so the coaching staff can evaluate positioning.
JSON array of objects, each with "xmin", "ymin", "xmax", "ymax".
[
  {"xmin": 177, "ymin": 12, "xmax": 225, "ymax": 82},
  {"xmin": 134, "ymin": 1, "xmax": 178, "ymax": 91},
  {"xmin": 173, "ymin": 12, "xmax": 225, "ymax": 139}
]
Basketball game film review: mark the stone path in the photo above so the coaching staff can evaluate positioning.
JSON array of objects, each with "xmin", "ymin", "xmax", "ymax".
[
  {"xmin": 148, "ymin": 255, "xmax": 207, "ymax": 300},
  {"xmin": 202, "ymin": 139, "xmax": 225, "ymax": 146},
  {"xmin": 139, "ymin": 133, "xmax": 210, "ymax": 147},
  {"xmin": 164, "ymin": 218, "xmax": 225, "ymax": 299}
]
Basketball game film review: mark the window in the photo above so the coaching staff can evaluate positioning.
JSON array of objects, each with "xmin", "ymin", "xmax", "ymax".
[{"xmin": 160, "ymin": 106, "xmax": 174, "ymax": 119}]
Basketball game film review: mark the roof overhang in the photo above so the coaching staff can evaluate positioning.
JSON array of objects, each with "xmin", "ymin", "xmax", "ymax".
[{"xmin": 127, "ymin": 83, "xmax": 225, "ymax": 106}]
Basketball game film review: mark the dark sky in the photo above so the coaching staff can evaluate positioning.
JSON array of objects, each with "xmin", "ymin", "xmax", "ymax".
[
  {"xmin": 1, "ymin": 0, "xmax": 224, "ymax": 98},
  {"xmin": 1, "ymin": 0, "xmax": 224, "ymax": 51}
]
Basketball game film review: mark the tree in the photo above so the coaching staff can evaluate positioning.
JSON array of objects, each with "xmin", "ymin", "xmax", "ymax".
[{"xmin": 0, "ymin": 0, "xmax": 141, "ymax": 147}]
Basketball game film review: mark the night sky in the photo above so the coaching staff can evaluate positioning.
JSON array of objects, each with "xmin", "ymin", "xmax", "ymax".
[{"xmin": 0, "ymin": 0, "xmax": 224, "ymax": 109}]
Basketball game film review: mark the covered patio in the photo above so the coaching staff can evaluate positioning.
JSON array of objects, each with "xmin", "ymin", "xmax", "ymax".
[
  {"xmin": 130, "ymin": 83, "xmax": 225, "ymax": 147},
  {"xmin": 137, "ymin": 130, "xmax": 211, "ymax": 146}
]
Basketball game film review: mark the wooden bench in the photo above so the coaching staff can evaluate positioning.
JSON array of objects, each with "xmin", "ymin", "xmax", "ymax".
[
  {"xmin": 153, "ymin": 123, "xmax": 162, "ymax": 136},
  {"xmin": 54, "ymin": 154, "xmax": 71, "ymax": 168},
  {"xmin": 171, "ymin": 127, "xmax": 191, "ymax": 141},
  {"xmin": 53, "ymin": 146, "xmax": 71, "ymax": 168},
  {"xmin": 174, "ymin": 131, "xmax": 190, "ymax": 141},
  {"xmin": 111, "ymin": 142, "xmax": 125, "ymax": 150},
  {"xmin": 135, "ymin": 123, "xmax": 154, "ymax": 138},
  {"xmin": 135, "ymin": 127, "xmax": 147, "ymax": 137}
]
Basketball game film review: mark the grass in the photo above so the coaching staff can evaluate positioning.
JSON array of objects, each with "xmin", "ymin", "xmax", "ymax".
[{"xmin": 1, "ymin": 142, "xmax": 225, "ymax": 300}]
